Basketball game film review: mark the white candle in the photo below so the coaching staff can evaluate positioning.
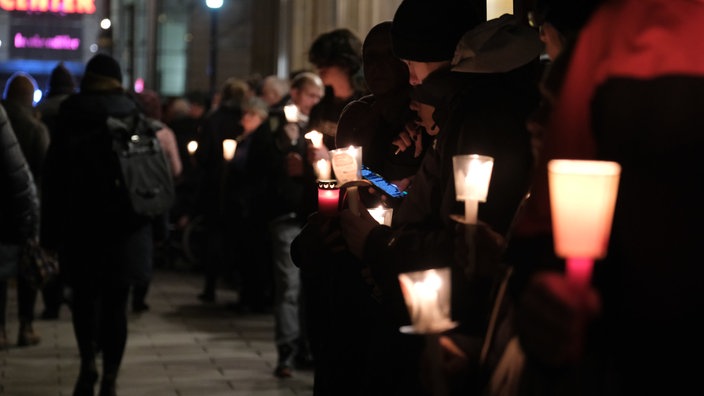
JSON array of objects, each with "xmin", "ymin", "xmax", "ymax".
[
  {"xmin": 284, "ymin": 104, "xmax": 299, "ymax": 122},
  {"xmin": 367, "ymin": 205, "xmax": 393, "ymax": 226},
  {"xmin": 398, "ymin": 268, "xmax": 452, "ymax": 334},
  {"xmin": 187, "ymin": 140, "xmax": 198, "ymax": 156},
  {"xmin": 222, "ymin": 139, "xmax": 237, "ymax": 161},
  {"xmin": 304, "ymin": 130, "xmax": 324, "ymax": 149},
  {"xmin": 315, "ymin": 158, "xmax": 332, "ymax": 180},
  {"xmin": 452, "ymin": 154, "xmax": 494, "ymax": 224}
]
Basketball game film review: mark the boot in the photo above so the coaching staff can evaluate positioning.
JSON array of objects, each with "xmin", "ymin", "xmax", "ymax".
[
  {"xmin": 99, "ymin": 374, "xmax": 117, "ymax": 396},
  {"xmin": 17, "ymin": 321, "xmax": 40, "ymax": 347},
  {"xmin": 73, "ymin": 368, "xmax": 98, "ymax": 396}
]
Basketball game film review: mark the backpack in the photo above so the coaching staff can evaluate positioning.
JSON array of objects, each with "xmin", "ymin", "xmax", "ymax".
[{"xmin": 106, "ymin": 112, "xmax": 175, "ymax": 218}]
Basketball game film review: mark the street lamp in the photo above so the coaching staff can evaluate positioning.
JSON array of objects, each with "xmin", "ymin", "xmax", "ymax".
[{"xmin": 205, "ymin": 0, "xmax": 223, "ymax": 97}]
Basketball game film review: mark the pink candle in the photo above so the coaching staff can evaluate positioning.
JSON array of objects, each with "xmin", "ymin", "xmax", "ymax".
[
  {"xmin": 317, "ymin": 180, "xmax": 339, "ymax": 216},
  {"xmin": 566, "ymin": 258, "xmax": 594, "ymax": 289}
]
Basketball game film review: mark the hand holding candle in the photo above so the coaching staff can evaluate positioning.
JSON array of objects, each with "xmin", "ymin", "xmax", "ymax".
[{"xmin": 548, "ymin": 159, "xmax": 621, "ymax": 288}]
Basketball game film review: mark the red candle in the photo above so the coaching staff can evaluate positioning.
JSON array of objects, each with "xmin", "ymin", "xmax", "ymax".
[{"xmin": 317, "ymin": 180, "xmax": 339, "ymax": 216}]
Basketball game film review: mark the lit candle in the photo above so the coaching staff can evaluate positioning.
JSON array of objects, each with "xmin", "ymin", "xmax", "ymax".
[
  {"xmin": 367, "ymin": 205, "xmax": 393, "ymax": 226},
  {"xmin": 487, "ymin": 0, "xmax": 513, "ymax": 20},
  {"xmin": 222, "ymin": 139, "xmax": 237, "ymax": 161},
  {"xmin": 398, "ymin": 267, "xmax": 453, "ymax": 334},
  {"xmin": 283, "ymin": 104, "xmax": 299, "ymax": 122},
  {"xmin": 330, "ymin": 146, "xmax": 363, "ymax": 215},
  {"xmin": 548, "ymin": 159, "xmax": 621, "ymax": 288},
  {"xmin": 187, "ymin": 140, "xmax": 198, "ymax": 156},
  {"xmin": 317, "ymin": 179, "xmax": 340, "ymax": 216},
  {"xmin": 452, "ymin": 154, "xmax": 494, "ymax": 224},
  {"xmin": 304, "ymin": 130, "xmax": 324, "ymax": 149},
  {"xmin": 315, "ymin": 158, "xmax": 332, "ymax": 180}
]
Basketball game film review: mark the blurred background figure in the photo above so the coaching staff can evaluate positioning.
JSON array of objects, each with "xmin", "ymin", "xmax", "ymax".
[
  {"xmin": 265, "ymin": 71, "xmax": 324, "ymax": 378},
  {"xmin": 259, "ymin": 75, "xmax": 290, "ymax": 109},
  {"xmin": 131, "ymin": 89, "xmax": 183, "ymax": 313},
  {"xmin": 193, "ymin": 78, "xmax": 249, "ymax": 303},
  {"xmin": 1, "ymin": 72, "xmax": 50, "ymax": 347},
  {"xmin": 0, "ymin": 103, "xmax": 39, "ymax": 349}
]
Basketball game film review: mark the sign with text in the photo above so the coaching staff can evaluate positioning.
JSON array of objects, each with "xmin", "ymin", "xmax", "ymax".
[
  {"xmin": 9, "ymin": 13, "xmax": 84, "ymax": 60},
  {"xmin": 0, "ymin": 0, "xmax": 96, "ymax": 14}
]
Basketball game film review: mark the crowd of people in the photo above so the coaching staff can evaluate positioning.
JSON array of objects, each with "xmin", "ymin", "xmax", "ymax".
[{"xmin": 1, "ymin": 0, "xmax": 702, "ymax": 395}]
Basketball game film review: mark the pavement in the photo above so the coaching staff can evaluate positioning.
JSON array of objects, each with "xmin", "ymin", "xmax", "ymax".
[{"xmin": 0, "ymin": 268, "xmax": 314, "ymax": 396}]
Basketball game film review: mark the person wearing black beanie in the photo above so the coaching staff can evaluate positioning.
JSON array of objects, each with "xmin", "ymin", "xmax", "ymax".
[
  {"xmin": 391, "ymin": 0, "xmax": 484, "ymax": 85},
  {"xmin": 41, "ymin": 52, "xmax": 152, "ymax": 396},
  {"xmin": 80, "ymin": 53, "xmax": 124, "ymax": 93},
  {"xmin": 338, "ymin": 3, "xmax": 541, "ymax": 395}
]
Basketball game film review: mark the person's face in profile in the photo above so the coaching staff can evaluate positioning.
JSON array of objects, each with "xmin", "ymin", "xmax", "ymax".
[{"xmin": 403, "ymin": 60, "xmax": 448, "ymax": 86}]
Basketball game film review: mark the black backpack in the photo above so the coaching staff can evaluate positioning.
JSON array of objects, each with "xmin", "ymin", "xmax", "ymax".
[{"xmin": 106, "ymin": 112, "xmax": 175, "ymax": 218}]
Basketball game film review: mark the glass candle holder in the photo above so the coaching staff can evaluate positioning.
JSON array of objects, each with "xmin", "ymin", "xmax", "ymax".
[
  {"xmin": 452, "ymin": 154, "xmax": 494, "ymax": 224},
  {"xmin": 317, "ymin": 179, "xmax": 340, "ymax": 216},
  {"xmin": 330, "ymin": 146, "xmax": 363, "ymax": 215},
  {"xmin": 548, "ymin": 159, "xmax": 621, "ymax": 288}
]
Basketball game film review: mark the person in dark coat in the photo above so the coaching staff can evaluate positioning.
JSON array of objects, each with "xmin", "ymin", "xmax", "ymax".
[
  {"xmin": 338, "ymin": 6, "xmax": 542, "ymax": 395},
  {"xmin": 0, "ymin": 103, "xmax": 39, "ymax": 349},
  {"xmin": 36, "ymin": 62, "xmax": 77, "ymax": 320},
  {"xmin": 1, "ymin": 72, "xmax": 50, "ymax": 347},
  {"xmin": 41, "ymin": 53, "xmax": 153, "ymax": 396},
  {"xmin": 514, "ymin": 1, "xmax": 704, "ymax": 395},
  {"xmin": 193, "ymin": 78, "xmax": 249, "ymax": 303}
]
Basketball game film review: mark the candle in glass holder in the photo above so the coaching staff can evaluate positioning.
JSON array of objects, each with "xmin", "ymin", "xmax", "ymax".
[
  {"xmin": 187, "ymin": 140, "xmax": 198, "ymax": 156},
  {"xmin": 317, "ymin": 179, "xmax": 340, "ymax": 216},
  {"xmin": 304, "ymin": 130, "xmax": 324, "ymax": 149},
  {"xmin": 222, "ymin": 139, "xmax": 237, "ymax": 161},
  {"xmin": 548, "ymin": 159, "xmax": 621, "ymax": 288},
  {"xmin": 315, "ymin": 158, "xmax": 332, "ymax": 180},
  {"xmin": 283, "ymin": 104, "xmax": 299, "ymax": 122},
  {"xmin": 487, "ymin": 0, "xmax": 513, "ymax": 19},
  {"xmin": 452, "ymin": 154, "xmax": 494, "ymax": 224},
  {"xmin": 398, "ymin": 267, "xmax": 455, "ymax": 334},
  {"xmin": 330, "ymin": 146, "xmax": 363, "ymax": 215},
  {"xmin": 367, "ymin": 205, "xmax": 393, "ymax": 226}
]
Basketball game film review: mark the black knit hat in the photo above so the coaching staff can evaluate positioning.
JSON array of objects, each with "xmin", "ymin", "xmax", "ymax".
[
  {"xmin": 81, "ymin": 53, "xmax": 122, "ymax": 91},
  {"xmin": 391, "ymin": 0, "xmax": 483, "ymax": 62},
  {"xmin": 308, "ymin": 28, "xmax": 363, "ymax": 74},
  {"xmin": 47, "ymin": 62, "xmax": 76, "ymax": 96}
]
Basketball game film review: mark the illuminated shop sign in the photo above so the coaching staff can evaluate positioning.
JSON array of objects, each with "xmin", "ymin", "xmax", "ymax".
[
  {"xmin": 10, "ymin": 24, "xmax": 83, "ymax": 60},
  {"xmin": 0, "ymin": 0, "xmax": 96, "ymax": 14}
]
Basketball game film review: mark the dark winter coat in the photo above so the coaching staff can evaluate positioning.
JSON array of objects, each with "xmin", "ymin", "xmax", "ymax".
[
  {"xmin": 0, "ymin": 104, "xmax": 38, "ymax": 247},
  {"xmin": 41, "ymin": 92, "xmax": 152, "ymax": 286}
]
